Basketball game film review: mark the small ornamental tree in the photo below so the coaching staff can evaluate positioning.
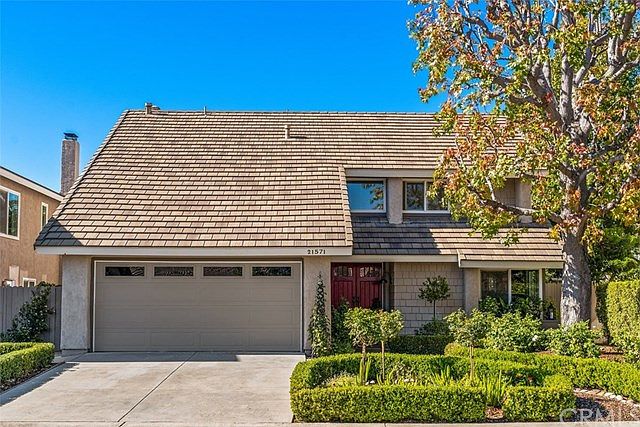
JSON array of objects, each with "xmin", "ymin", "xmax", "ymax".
[
  {"xmin": 345, "ymin": 307, "xmax": 379, "ymax": 384},
  {"xmin": 445, "ymin": 309, "xmax": 494, "ymax": 378},
  {"xmin": 409, "ymin": 0, "xmax": 640, "ymax": 325},
  {"xmin": 377, "ymin": 309, "xmax": 404, "ymax": 381},
  {"xmin": 308, "ymin": 273, "xmax": 331, "ymax": 357},
  {"xmin": 418, "ymin": 276, "xmax": 450, "ymax": 320},
  {"xmin": 1, "ymin": 282, "xmax": 55, "ymax": 342}
]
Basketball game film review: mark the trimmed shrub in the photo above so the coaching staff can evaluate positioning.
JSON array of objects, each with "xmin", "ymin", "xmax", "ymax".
[
  {"xmin": 291, "ymin": 384, "xmax": 486, "ymax": 423},
  {"xmin": 445, "ymin": 344, "xmax": 640, "ymax": 401},
  {"xmin": 388, "ymin": 334, "xmax": 452, "ymax": 355},
  {"xmin": 546, "ymin": 321, "xmax": 601, "ymax": 358},
  {"xmin": 595, "ymin": 282, "xmax": 610, "ymax": 340},
  {"xmin": 606, "ymin": 280, "xmax": 640, "ymax": 364},
  {"xmin": 484, "ymin": 312, "xmax": 545, "ymax": 353},
  {"xmin": 503, "ymin": 374, "xmax": 575, "ymax": 421},
  {"xmin": 290, "ymin": 352, "xmax": 561, "ymax": 422},
  {"xmin": 0, "ymin": 342, "xmax": 55, "ymax": 387}
]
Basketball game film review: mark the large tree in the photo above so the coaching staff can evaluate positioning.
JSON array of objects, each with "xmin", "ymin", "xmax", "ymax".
[{"xmin": 409, "ymin": 0, "xmax": 639, "ymax": 324}]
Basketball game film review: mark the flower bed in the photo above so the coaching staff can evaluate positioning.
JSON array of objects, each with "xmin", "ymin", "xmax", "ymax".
[
  {"xmin": 0, "ymin": 342, "xmax": 55, "ymax": 388},
  {"xmin": 290, "ymin": 353, "xmax": 574, "ymax": 423},
  {"xmin": 445, "ymin": 343, "xmax": 640, "ymax": 402}
]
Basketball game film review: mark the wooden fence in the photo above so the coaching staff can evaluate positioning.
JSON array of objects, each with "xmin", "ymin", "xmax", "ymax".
[{"xmin": 0, "ymin": 286, "xmax": 62, "ymax": 348}]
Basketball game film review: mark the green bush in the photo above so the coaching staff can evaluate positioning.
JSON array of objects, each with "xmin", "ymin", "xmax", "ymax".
[
  {"xmin": 290, "ymin": 352, "xmax": 563, "ymax": 422},
  {"xmin": 445, "ymin": 343, "xmax": 640, "ymax": 401},
  {"xmin": 595, "ymin": 282, "xmax": 610, "ymax": 340},
  {"xmin": 330, "ymin": 300, "xmax": 353, "ymax": 354},
  {"xmin": 503, "ymin": 374, "xmax": 575, "ymax": 421},
  {"xmin": 1, "ymin": 283, "xmax": 55, "ymax": 342},
  {"xmin": 0, "ymin": 342, "xmax": 55, "ymax": 387},
  {"xmin": 388, "ymin": 334, "xmax": 452, "ymax": 355},
  {"xmin": 484, "ymin": 312, "xmax": 545, "ymax": 352},
  {"xmin": 606, "ymin": 280, "xmax": 640, "ymax": 364},
  {"xmin": 308, "ymin": 274, "xmax": 331, "ymax": 357},
  {"xmin": 478, "ymin": 295, "xmax": 509, "ymax": 316},
  {"xmin": 415, "ymin": 319, "xmax": 451, "ymax": 336},
  {"xmin": 291, "ymin": 384, "xmax": 486, "ymax": 422},
  {"xmin": 546, "ymin": 321, "xmax": 601, "ymax": 358}
]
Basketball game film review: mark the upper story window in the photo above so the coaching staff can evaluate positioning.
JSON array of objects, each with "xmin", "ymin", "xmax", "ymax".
[
  {"xmin": 0, "ymin": 186, "xmax": 20, "ymax": 238},
  {"xmin": 41, "ymin": 203, "xmax": 49, "ymax": 228},
  {"xmin": 347, "ymin": 180, "xmax": 385, "ymax": 212},
  {"xmin": 403, "ymin": 180, "xmax": 447, "ymax": 212}
]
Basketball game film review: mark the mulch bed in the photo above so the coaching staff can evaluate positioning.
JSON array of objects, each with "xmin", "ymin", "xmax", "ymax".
[
  {"xmin": 481, "ymin": 390, "xmax": 640, "ymax": 423},
  {"xmin": 570, "ymin": 390, "xmax": 640, "ymax": 422}
]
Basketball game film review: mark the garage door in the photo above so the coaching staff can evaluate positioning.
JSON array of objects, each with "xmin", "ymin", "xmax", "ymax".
[{"xmin": 94, "ymin": 262, "xmax": 301, "ymax": 352}]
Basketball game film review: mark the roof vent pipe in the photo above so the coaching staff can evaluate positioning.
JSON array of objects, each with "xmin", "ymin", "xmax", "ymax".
[{"xmin": 284, "ymin": 125, "xmax": 290, "ymax": 140}]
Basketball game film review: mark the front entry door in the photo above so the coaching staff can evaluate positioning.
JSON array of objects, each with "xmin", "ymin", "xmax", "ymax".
[{"xmin": 331, "ymin": 263, "xmax": 383, "ymax": 309}]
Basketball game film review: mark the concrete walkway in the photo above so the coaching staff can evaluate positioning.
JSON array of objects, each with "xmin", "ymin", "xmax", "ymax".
[{"xmin": 0, "ymin": 352, "xmax": 303, "ymax": 425}]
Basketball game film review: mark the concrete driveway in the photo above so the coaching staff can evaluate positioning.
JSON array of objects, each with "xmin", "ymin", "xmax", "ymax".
[{"xmin": 0, "ymin": 352, "xmax": 303, "ymax": 426}]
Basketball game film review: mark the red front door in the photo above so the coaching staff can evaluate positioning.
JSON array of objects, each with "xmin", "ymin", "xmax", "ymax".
[{"xmin": 331, "ymin": 263, "xmax": 383, "ymax": 309}]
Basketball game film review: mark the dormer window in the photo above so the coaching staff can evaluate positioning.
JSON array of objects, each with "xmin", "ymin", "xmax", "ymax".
[
  {"xmin": 347, "ymin": 180, "xmax": 386, "ymax": 212},
  {"xmin": 403, "ymin": 180, "xmax": 447, "ymax": 212}
]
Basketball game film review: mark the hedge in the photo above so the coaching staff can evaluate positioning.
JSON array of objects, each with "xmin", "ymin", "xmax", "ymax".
[
  {"xmin": 387, "ymin": 334, "xmax": 452, "ymax": 355},
  {"xmin": 0, "ymin": 342, "xmax": 55, "ymax": 387},
  {"xmin": 290, "ymin": 353, "xmax": 541, "ymax": 392},
  {"xmin": 503, "ymin": 374, "xmax": 575, "ymax": 421},
  {"xmin": 445, "ymin": 344, "xmax": 640, "ymax": 401},
  {"xmin": 606, "ymin": 280, "xmax": 640, "ymax": 364},
  {"xmin": 290, "ymin": 352, "xmax": 570, "ymax": 422},
  {"xmin": 291, "ymin": 383, "xmax": 486, "ymax": 423}
]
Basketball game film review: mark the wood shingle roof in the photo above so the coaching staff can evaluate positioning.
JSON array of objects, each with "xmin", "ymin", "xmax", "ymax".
[{"xmin": 35, "ymin": 109, "xmax": 560, "ymax": 261}]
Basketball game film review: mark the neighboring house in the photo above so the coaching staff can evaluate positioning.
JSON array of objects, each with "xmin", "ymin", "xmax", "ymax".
[
  {"xmin": 1, "ymin": 167, "xmax": 63, "ymax": 286},
  {"xmin": 35, "ymin": 106, "xmax": 564, "ymax": 354}
]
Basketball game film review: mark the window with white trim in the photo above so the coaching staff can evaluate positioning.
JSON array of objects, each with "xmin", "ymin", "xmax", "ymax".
[
  {"xmin": 481, "ymin": 269, "xmax": 542, "ymax": 304},
  {"xmin": 41, "ymin": 203, "xmax": 49, "ymax": 228},
  {"xmin": 22, "ymin": 278, "xmax": 37, "ymax": 287},
  {"xmin": 0, "ymin": 186, "xmax": 20, "ymax": 238},
  {"xmin": 403, "ymin": 180, "xmax": 447, "ymax": 212},
  {"xmin": 347, "ymin": 180, "xmax": 386, "ymax": 212}
]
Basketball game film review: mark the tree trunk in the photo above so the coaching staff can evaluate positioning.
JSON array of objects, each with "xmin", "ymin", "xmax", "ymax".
[{"xmin": 561, "ymin": 232, "xmax": 592, "ymax": 325}]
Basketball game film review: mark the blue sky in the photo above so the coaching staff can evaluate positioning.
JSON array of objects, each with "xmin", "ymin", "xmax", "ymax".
[{"xmin": 1, "ymin": 1, "xmax": 442, "ymax": 191}]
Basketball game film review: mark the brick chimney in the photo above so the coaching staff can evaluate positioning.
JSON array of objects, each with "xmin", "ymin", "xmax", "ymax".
[{"xmin": 61, "ymin": 132, "xmax": 80, "ymax": 195}]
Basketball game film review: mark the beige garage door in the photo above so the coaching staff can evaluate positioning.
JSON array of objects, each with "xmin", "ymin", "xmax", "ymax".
[{"xmin": 94, "ymin": 262, "xmax": 301, "ymax": 352}]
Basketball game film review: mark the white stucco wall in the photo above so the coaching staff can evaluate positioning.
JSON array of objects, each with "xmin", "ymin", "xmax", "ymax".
[
  {"xmin": 393, "ymin": 262, "xmax": 464, "ymax": 334},
  {"xmin": 60, "ymin": 255, "xmax": 92, "ymax": 352}
]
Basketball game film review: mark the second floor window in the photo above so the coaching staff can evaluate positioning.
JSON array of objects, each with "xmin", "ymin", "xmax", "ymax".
[
  {"xmin": 41, "ymin": 203, "xmax": 49, "ymax": 228},
  {"xmin": 403, "ymin": 180, "xmax": 447, "ymax": 212},
  {"xmin": 0, "ymin": 187, "xmax": 20, "ymax": 238},
  {"xmin": 347, "ymin": 180, "xmax": 385, "ymax": 212}
]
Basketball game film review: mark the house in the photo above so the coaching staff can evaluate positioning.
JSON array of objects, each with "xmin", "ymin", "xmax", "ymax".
[
  {"xmin": 1, "ymin": 167, "xmax": 64, "ymax": 287},
  {"xmin": 35, "ymin": 106, "xmax": 564, "ymax": 354},
  {"xmin": 1, "ymin": 133, "xmax": 80, "ymax": 288}
]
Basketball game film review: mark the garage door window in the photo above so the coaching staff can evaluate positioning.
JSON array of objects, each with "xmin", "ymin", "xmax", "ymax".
[
  {"xmin": 154, "ymin": 266, "xmax": 194, "ymax": 277},
  {"xmin": 252, "ymin": 266, "xmax": 292, "ymax": 277},
  {"xmin": 105, "ymin": 266, "xmax": 145, "ymax": 277},
  {"xmin": 203, "ymin": 266, "xmax": 243, "ymax": 277}
]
